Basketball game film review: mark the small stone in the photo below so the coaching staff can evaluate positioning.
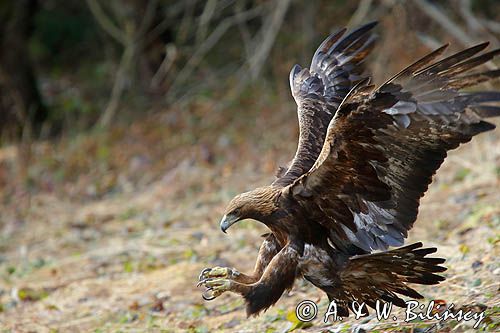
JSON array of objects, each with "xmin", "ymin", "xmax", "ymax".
[
  {"xmin": 471, "ymin": 260, "xmax": 483, "ymax": 271},
  {"xmin": 156, "ymin": 291, "xmax": 170, "ymax": 300},
  {"xmin": 471, "ymin": 278, "xmax": 482, "ymax": 287},
  {"xmin": 224, "ymin": 318, "xmax": 240, "ymax": 328},
  {"xmin": 150, "ymin": 298, "xmax": 164, "ymax": 312}
]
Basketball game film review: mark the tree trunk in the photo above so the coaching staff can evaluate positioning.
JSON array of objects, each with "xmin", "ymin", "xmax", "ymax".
[{"xmin": 0, "ymin": 0, "xmax": 47, "ymax": 138}]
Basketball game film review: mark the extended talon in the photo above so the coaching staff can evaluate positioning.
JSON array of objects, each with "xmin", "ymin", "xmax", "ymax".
[
  {"xmin": 197, "ymin": 278, "xmax": 210, "ymax": 287},
  {"xmin": 204, "ymin": 278, "xmax": 231, "ymax": 289},
  {"xmin": 198, "ymin": 268, "xmax": 212, "ymax": 281},
  {"xmin": 198, "ymin": 278, "xmax": 232, "ymax": 300},
  {"xmin": 202, "ymin": 287, "xmax": 217, "ymax": 301},
  {"xmin": 198, "ymin": 266, "xmax": 237, "ymax": 281}
]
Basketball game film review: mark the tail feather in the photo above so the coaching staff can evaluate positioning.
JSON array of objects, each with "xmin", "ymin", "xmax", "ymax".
[{"xmin": 329, "ymin": 243, "xmax": 447, "ymax": 316}]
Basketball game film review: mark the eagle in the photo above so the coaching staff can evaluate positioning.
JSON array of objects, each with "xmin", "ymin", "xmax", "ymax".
[{"xmin": 198, "ymin": 22, "xmax": 500, "ymax": 317}]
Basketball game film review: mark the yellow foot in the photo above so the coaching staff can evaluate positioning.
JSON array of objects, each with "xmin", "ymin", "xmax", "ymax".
[
  {"xmin": 198, "ymin": 266, "xmax": 239, "ymax": 281},
  {"xmin": 197, "ymin": 278, "xmax": 232, "ymax": 300}
]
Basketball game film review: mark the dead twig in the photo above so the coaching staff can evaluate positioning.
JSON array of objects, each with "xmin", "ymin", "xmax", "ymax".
[
  {"xmin": 347, "ymin": 0, "xmax": 374, "ymax": 28},
  {"xmin": 248, "ymin": 0, "xmax": 291, "ymax": 80},
  {"xmin": 177, "ymin": 0, "xmax": 198, "ymax": 44},
  {"xmin": 209, "ymin": 0, "xmax": 292, "ymax": 111},
  {"xmin": 151, "ymin": 44, "xmax": 178, "ymax": 89},
  {"xmin": 166, "ymin": 4, "xmax": 265, "ymax": 103},
  {"xmin": 412, "ymin": 0, "xmax": 475, "ymax": 46},
  {"xmin": 88, "ymin": 0, "xmax": 159, "ymax": 127},
  {"xmin": 235, "ymin": 1, "xmax": 254, "ymax": 62},
  {"xmin": 412, "ymin": 0, "xmax": 497, "ymax": 70},
  {"xmin": 417, "ymin": 32, "xmax": 445, "ymax": 50},
  {"xmin": 459, "ymin": 0, "xmax": 499, "ymax": 45},
  {"xmin": 196, "ymin": 0, "xmax": 218, "ymax": 44},
  {"xmin": 85, "ymin": 0, "xmax": 127, "ymax": 45},
  {"xmin": 98, "ymin": 42, "xmax": 135, "ymax": 127},
  {"xmin": 481, "ymin": 19, "xmax": 500, "ymax": 34}
]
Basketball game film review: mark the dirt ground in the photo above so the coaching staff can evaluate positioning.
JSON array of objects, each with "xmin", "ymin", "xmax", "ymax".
[{"xmin": 0, "ymin": 106, "xmax": 499, "ymax": 332}]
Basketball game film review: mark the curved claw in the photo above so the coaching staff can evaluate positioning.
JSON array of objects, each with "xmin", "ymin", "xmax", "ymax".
[
  {"xmin": 198, "ymin": 268, "xmax": 211, "ymax": 281},
  {"xmin": 197, "ymin": 278, "xmax": 212, "ymax": 287},
  {"xmin": 202, "ymin": 287, "xmax": 216, "ymax": 301}
]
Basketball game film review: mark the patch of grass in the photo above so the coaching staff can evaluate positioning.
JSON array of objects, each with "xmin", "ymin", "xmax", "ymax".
[
  {"xmin": 17, "ymin": 287, "xmax": 49, "ymax": 302},
  {"xmin": 119, "ymin": 207, "xmax": 140, "ymax": 220},
  {"xmin": 183, "ymin": 304, "xmax": 208, "ymax": 320},
  {"xmin": 454, "ymin": 167, "xmax": 472, "ymax": 182}
]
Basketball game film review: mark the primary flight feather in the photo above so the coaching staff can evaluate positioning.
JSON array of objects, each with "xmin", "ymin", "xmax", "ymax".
[{"xmin": 198, "ymin": 22, "xmax": 500, "ymax": 317}]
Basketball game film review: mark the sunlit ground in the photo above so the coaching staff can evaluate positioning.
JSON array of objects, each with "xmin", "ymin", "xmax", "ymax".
[{"xmin": 0, "ymin": 106, "xmax": 498, "ymax": 332}]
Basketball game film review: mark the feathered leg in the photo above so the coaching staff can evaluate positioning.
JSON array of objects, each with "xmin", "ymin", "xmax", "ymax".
[
  {"xmin": 198, "ymin": 233, "xmax": 281, "ymax": 285},
  {"xmin": 198, "ymin": 243, "xmax": 299, "ymax": 316}
]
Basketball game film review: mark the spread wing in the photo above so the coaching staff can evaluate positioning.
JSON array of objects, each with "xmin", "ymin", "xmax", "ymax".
[
  {"xmin": 285, "ymin": 43, "xmax": 500, "ymax": 254},
  {"xmin": 274, "ymin": 22, "xmax": 378, "ymax": 186}
]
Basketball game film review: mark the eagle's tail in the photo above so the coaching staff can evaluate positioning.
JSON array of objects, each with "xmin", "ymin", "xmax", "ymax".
[{"xmin": 328, "ymin": 242, "xmax": 446, "ymax": 316}]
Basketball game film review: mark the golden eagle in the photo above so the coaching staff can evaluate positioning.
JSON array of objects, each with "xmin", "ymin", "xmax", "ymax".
[{"xmin": 198, "ymin": 22, "xmax": 500, "ymax": 317}]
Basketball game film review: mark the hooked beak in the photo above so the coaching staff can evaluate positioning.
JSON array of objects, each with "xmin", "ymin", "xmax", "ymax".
[{"xmin": 220, "ymin": 214, "xmax": 240, "ymax": 233}]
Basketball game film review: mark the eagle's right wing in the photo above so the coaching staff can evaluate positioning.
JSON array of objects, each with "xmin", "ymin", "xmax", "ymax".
[
  {"xmin": 285, "ymin": 42, "xmax": 500, "ymax": 254},
  {"xmin": 274, "ymin": 22, "xmax": 377, "ymax": 186}
]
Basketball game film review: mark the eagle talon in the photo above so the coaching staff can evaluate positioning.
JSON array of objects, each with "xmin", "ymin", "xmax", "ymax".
[
  {"xmin": 198, "ymin": 266, "xmax": 236, "ymax": 281},
  {"xmin": 197, "ymin": 278, "xmax": 209, "ymax": 287},
  {"xmin": 197, "ymin": 277, "xmax": 215, "ymax": 288},
  {"xmin": 199, "ymin": 278, "xmax": 232, "ymax": 300},
  {"xmin": 202, "ymin": 287, "xmax": 217, "ymax": 301},
  {"xmin": 198, "ymin": 268, "xmax": 212, "ymax": 281}
]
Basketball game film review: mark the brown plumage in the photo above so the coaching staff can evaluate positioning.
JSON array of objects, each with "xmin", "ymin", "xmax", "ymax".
[{"xmin": 198, "ymin": 22, "xmax": 500, "ymax": 317}]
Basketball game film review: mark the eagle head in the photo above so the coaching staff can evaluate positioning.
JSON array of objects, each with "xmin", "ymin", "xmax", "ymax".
[{"xmin": 220, "ymin": 186, "xmax": 280, "ymax": 233}]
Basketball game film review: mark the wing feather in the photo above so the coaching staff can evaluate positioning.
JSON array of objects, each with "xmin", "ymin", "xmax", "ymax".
[
  {"xmin": 275, "ymin": 22, "xmax": 378, "ymax": 186},
  {"xmin": 285, "ymin": 43, "xmax": 500, "ymax": 254}
]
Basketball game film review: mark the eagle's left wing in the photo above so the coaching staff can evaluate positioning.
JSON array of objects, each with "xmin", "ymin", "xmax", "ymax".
[
  {"xmin": 285, "ymin": 43, "xmax": 500, "ymax": 254},
  {"xmin": 274, "ymin": 22, "xmax": 377, "ymax": 185}
]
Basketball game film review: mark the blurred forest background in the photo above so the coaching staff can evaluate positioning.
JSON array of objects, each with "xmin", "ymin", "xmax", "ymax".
[{"xmin": 0, "ymin": 0, "xmax": 499, "ymax": 332}]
